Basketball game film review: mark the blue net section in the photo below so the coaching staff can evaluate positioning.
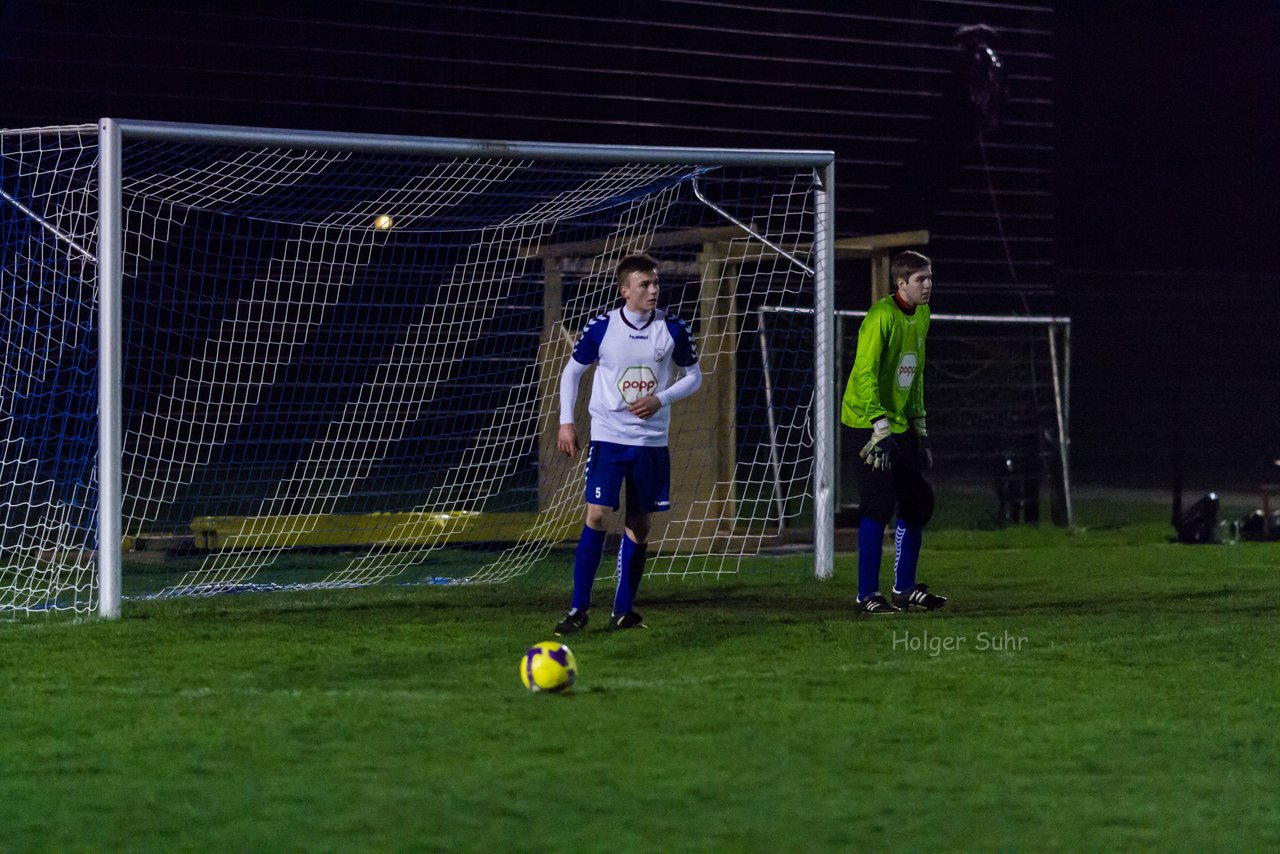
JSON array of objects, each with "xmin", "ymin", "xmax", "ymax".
[{"xmin": 0, "ymin": 125, "xmax": 100, "ymax": 613}]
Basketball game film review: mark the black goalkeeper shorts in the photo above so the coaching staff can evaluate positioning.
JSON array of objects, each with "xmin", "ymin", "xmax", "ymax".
[{"xmin": 848, "ymin": 427, "xmax": 935, "ymax": 526}]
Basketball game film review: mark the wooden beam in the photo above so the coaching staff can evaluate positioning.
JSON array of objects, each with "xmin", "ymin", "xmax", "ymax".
[
  {"xmin": 831, "ymin": 229, "xmax": 929, "ymax": 259},
  {"xmin": 522, "ymin": 225, "xmax": 744, "ymax": 260},
  {"xmin": 836, "ymin": 230, "xmax": 930, "ymax": 303}
]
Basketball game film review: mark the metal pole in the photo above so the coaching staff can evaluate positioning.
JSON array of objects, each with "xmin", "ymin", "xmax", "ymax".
[
  {"xmin": 812, "ymin": 163, "xmax": 835, "ymax": 579},
  {"xmin": 0, "ymin": 187, "xmax": 96, "ymax": 262},
  {"xmin": 692, "ymin": 177, "xmax": 814, "ymax": 276},
  {"xmin": 112, "ymin": 119, "xmax": 835, "ymax": 168},
  {"xmin": 834, "ymin": 309, "xmax": 1074, "ymax": 325},
  {"xmin": 1047, "ymin": 325, "xmax": 1074, "ymax": 528},
  {"xmin": 834, "ymin": 313, "xmax": 844, "ymax": 514},
  {"xmin": 1063, "ymin": 320, "xmax": 1072, "ymax": 444},
  {"xmin": 1062, "ymin": 320, "xmax": 1073, "ymax": 526},
  {"xmin": 756, "ymin": 309, "xmax": 788, "ymax": 531},
  {"xmin": 97, "ymin": 118, "xmax": 123, "ymax": 618}
]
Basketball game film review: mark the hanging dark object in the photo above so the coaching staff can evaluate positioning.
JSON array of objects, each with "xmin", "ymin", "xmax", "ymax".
[
  {"xmin": 879, "ymin": 24, "xmax": 1012, "ymax": 230},
  {"xmin": 955, "ymin": 24, "xmax": 1009, "ymax": 135}
]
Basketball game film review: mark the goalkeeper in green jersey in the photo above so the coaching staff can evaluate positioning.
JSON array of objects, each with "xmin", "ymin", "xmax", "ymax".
[{"xmin": 841, "ymin": 250, "xmax": 948, "ymax": 614}]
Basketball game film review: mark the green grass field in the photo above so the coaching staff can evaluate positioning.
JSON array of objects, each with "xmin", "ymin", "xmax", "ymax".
[{"xmin": 2, "ymin": 499, "xmax": 1278, "ymax": 850}]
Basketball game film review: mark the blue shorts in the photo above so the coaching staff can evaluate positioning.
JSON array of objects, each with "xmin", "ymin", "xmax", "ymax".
[{"xmin": 583, "ymin": 441, "xmax": 671, "ymax": 513}]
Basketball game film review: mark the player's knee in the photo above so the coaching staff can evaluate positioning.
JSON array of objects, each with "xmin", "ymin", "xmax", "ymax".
[
  {"xmin": 585, "ymin": 505, "xmax": 610, "ymax": 530},
  {"xmin": 625, "ymin": 515, "xmax": 652, "ymax": 543},
  {"xmin": 899, "ymin": 482, "xmax": 935, "ymax": 527}
]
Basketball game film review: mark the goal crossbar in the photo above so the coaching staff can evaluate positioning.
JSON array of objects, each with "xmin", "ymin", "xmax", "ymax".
[{"xmin": 109, "ymin": 119, "xmax": 836, "ymax": 167}]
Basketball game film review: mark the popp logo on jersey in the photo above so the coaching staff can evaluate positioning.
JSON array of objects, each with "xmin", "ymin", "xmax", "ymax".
[
  {"xmin": 896, "ymin": 353, "xmax": 918, "ymax": 389},
  {"xmin": 617, "ymin": 366, "xmax": 659, "ymax": 404}
]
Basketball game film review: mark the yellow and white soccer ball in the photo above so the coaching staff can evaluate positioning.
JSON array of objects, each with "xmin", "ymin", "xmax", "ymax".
[
  {"xmin": 520, "ymin": 641, "xmax": 577, "ymax": 693},
  {"xmin": 373, "ymin": 214, "xmax": 394, "ymax": 230}
]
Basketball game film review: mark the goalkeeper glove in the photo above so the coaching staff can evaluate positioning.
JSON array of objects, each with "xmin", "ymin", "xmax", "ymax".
[
  {"xmin": 911, "ymin": 417, "xmax": 933, "ymax": 470},
  {"xmin": 859, "ymin": 418, "xmax": 897, "ymax": 472}
]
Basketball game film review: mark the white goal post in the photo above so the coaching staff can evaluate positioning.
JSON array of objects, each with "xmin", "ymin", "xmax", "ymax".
[{"xmin": 0, "ymin": 119, "xmax": 836, "ymax": 618}]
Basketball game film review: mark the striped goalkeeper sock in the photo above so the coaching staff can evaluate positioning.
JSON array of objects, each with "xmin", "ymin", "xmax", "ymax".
[
  {"xmin": 893, "ymin": 520, "xmax": 922, "ymax": 593},
  {"xmin": 570, "ymin": 525, "xmax": 607, "ymax": 611}
]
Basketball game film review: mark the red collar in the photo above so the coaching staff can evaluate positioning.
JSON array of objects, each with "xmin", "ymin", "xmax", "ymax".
[{"xmin": 892, "ymin": 292, "xmax": 917, "ymax": 315}]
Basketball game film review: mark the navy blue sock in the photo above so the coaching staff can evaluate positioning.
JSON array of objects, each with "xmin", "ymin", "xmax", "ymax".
[
  {"xmin": 570, "ymin": 525, "xmax": 607, "ymax": 611},
  {"xmin": 857, "ymin": 517, "xmax": 886, "ymax": 600},
  {"xmin": 893, "ymin": 520, "xmax": 923, "ymax": 593},
  {"xmin": 612, "ymin": 533, "xmax": 647, "ymax": 615}
]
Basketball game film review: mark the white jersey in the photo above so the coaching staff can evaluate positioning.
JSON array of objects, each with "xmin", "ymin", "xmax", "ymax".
[{"xmin": 570, "ymin": 307, "xmax": 699, "ymax": 447}]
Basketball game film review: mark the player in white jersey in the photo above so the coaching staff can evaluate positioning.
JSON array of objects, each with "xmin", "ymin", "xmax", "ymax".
[{"xmin": 553, "ymin": 254, "xmax": 702, "ymax": 634}]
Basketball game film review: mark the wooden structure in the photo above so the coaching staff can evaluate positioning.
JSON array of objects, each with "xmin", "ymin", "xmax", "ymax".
[
  {"xmin": 532, "ymin": 227, "xmax": 929, "ymax": 550},
  {"xmin": 128, "ymin": 229, "xmax": 929, "ymax": 555},
  {"xmin": 831, "ymin": 229, "xmax": 930, "ymax": 302}
]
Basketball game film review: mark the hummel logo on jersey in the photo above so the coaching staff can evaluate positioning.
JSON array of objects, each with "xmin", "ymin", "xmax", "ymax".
[{"xmin": 629, "ymin": 334, "xmax": 649, "ymax": 340}]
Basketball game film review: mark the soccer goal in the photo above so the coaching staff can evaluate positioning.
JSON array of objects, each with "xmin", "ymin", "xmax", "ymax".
[
  {"xmin": 832, "ymin": 309, "xmax": 1073, "ymax": 527},
  {"xmin": 0, "ymin": 120, "xmax": 835, "ymax": 617}
]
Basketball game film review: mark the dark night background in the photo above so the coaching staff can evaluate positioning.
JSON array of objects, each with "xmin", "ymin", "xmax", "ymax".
[{"xmin": 3, "ymin": 0, "xmax": 1277, "ymax": 497}]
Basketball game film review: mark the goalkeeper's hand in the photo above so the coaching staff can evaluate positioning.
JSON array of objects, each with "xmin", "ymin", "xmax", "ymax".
[
  {"xmin": 911, "ymin": 417, "xmax": 933, "ymax": 471},
  {"xmin": 858, "ymin": 418, "xmax": 897, "ymax": 472}
]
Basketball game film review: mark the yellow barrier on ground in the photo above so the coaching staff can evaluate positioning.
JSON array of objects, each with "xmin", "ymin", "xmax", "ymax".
[{"xmin": 189, "ymin": 511, "xmax": 580, "ymax": 551}]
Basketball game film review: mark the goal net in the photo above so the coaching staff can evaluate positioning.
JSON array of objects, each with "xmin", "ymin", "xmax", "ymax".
[
  {"xmin": 0, "ymin": 121, "xmax": 834, "ymax": 616},
  {"xmin": 830, "ymin": 310, "xmax": 1072, "ymax": 527}
]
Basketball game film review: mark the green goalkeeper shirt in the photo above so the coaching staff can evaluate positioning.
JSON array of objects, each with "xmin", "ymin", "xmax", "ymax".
[{"xmin": 841, "ymin": 294, "xmax": 929, "ymax": 433}]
